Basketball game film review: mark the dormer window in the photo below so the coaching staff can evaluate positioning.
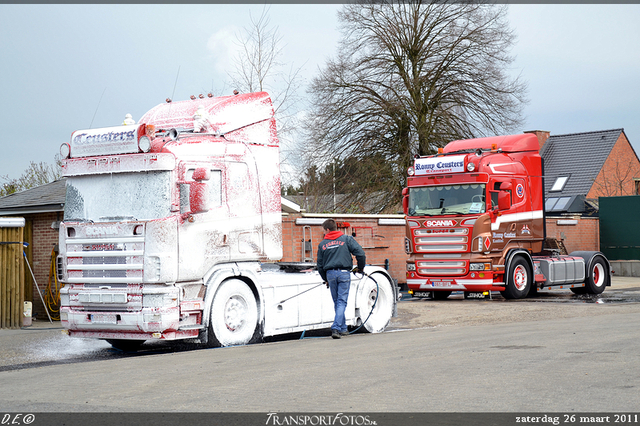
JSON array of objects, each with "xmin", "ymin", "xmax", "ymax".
[{"xmin": 550, "ymin": 176, "xmax": 569, "ymax": 192}]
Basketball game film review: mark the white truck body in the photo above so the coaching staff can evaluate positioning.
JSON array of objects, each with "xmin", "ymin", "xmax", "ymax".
[{"xmin": 58, "ymin": 92, "xmax": 396, "ymax": 347}]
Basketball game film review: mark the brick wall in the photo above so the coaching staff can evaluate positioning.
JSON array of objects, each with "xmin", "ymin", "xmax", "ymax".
[
  {"xmin": 588, "ymin": 133, "xmax": 640, "ymax": 198},
  {"xmin": 281, "ymin": 214, "xmax": 408, "ymax": 285},
  {"xmin": 545, "ymin": 216, "xmax": 600, "ymax": 253}
]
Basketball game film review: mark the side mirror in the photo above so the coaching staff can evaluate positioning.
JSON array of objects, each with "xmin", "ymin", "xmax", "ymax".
[
  {"xmin": 189, "ymin": 167, "xmax": 210, "ymax": 214},
  {"xmin": 402, "ymin": 187, "xmax": 409, "ymax": 215},
  {"xmin": 498, "ymin": 191, "xmax": 511, "ymax": 211}
]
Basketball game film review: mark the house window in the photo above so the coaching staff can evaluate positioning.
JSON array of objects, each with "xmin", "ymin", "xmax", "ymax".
[{"xmin": 635, "ymin": 178, "xmax": 640, "ymax": 195}]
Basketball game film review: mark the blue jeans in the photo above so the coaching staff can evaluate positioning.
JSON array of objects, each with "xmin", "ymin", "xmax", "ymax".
[{"xmin": 326, "ymin": 269, "xmax": 351, "ymax": 333}]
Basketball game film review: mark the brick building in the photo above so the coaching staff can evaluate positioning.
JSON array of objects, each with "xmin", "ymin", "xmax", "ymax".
[
  {"xmin": 0, "ymin": 180, "xmax": 65, "ymax": 321},
  {"xmin": 526, "ymin": 128, "xmax": 640, "ymax": 254}
]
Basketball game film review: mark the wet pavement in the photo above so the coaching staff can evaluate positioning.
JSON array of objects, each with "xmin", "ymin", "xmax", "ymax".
[
  {"xmin": 400, "ymin": 275, "xmax": 640, "ymax": 304},
  {"xmin": 1, "ymin": 276, "xmax": 638, "ymax": 372}
]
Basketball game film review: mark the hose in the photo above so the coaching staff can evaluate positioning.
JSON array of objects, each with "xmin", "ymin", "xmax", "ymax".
[
  {"xmin": 299, "ymin": 271, "xmax": 379, "ymax": 339},
  {"xmin": 44, "ymin": 247, "xmax": 61, "ymax": 321},
  {"xmin": 347, "ymin": 271, "xmax": 379, "ymax": 335}
]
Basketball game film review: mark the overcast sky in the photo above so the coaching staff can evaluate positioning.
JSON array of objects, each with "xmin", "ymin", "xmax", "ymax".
[{"xmin": 1, "ymin": 4, "xmax": 639, "ymax": 184}]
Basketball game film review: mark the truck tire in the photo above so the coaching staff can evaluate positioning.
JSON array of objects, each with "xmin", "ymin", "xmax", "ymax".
[
  {"xmin": 208, "ymin": 279, "xmax": 260, "ymax": 347},
  {"xmin": 501, "ymin": 255, "xmax": 531, "ymax": 300},
  {"xmin": 357, "ymin": 273, "xmax": 394, "ymax": 333},
  {"xmin": 584, "ymin": 257, "xmax": 608, "ymax": 295},
  {"xmin": 432, "ymin": 291, "xmax": 452, "ymax": 300},
  {"xmin": 106, "ymin": 339, "xmax": 145, "ymax": 352}
]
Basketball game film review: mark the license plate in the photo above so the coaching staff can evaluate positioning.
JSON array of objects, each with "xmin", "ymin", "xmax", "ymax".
[
  {"xmin": 91, "ymin": 314, "xmax": 117, "ymax": 324},
  {"xmin": 464, "ymin": 292, "xmax": 487, "ymax": 299},
  {"xmin": 429, "ymin": 281, "xmax": 453, "ymax": 287},
  {"xmin": 413, "ymin": 291, "xmax": 432, "ymax": 298}
]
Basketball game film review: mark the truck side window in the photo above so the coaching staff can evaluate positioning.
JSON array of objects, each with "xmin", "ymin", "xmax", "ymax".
[
  {"xmin": 490, "ymin": 182, "xmax": 501, "ymax": 209},
  {"xmin": 208, "ymin": 170, "xmax": 222, "ymax": 207},
  {"xmin": 180, "ymin": 183, "xmax": 190, "ymax": 214}
]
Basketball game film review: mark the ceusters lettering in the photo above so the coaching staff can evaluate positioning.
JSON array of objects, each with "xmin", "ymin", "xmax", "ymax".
[{"xmin": 424, "ymin": 219, "xmax": 457, "ymax": 227}]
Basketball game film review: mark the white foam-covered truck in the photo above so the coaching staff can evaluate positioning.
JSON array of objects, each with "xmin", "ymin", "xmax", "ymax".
[{"xmin": 57, "ymin": 92, "xmax": 397, "ymax": 350}]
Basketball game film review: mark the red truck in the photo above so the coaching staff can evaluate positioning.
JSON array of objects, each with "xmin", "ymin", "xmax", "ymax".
[
  {"xmin": 402, "ymin": 133, "xmax": 611, "ymax": 300},
  {"xmin": 57, "ymin": 92, "xmax": 396, "ymax": 350}
]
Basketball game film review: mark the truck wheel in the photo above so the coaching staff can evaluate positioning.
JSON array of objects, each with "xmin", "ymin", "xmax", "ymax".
[
  {"xmin": 584, "ymin": 257, "xmax": 608, "ymax": 295},
  {"xmin": 106, "ymin": 339, "xmax": 144, "ymax": 352},
  {"xmin": 357, "ymin": 273, "xmax": 394, "ymax": 333},
  {"xmin": 432, "ymin": 291, "xmax": 452, "ymax": 300},
  {"xmin": 501, "ymin": 255, "xmax": 531, "ymax": 299},
  {"xmin": 208, "ymin": 279, "xmax": 260, "ymax": 347}
]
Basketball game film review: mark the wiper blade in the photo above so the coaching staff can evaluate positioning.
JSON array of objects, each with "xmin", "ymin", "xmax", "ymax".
[{"xmin": 441, "ymin": 208, "xmax": 466, "ymax": 215}]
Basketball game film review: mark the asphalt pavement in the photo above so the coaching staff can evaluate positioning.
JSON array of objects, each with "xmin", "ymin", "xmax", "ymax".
[{"xmin": 0, "ymin": 276, "xmax": 638, "ymax": 415}]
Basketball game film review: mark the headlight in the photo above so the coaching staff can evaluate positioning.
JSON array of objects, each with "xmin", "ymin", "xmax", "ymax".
[
  {"xmin": 60, "ymin": 143, "xmax": 71, "ymax": 159},
  {"xmin": 138, "ymin": 136, "xmax": 152, "ymax": 152},
  {"xmin": 470, "ymin": 262, "xmax": 491, "ymax": 271}
]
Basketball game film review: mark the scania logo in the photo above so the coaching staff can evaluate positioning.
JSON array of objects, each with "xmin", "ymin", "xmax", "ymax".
[
  {"xmin": 424, "ymin": 219, "xmax": 457, "ymax": 227},
  {"xmin": 86, "ymin": 226, "xmax": 118, "ymax": 236}
]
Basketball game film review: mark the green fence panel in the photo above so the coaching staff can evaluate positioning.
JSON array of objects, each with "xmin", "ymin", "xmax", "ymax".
[{"xmin": 599, "ymin": 195, "xmax": 640, "ymax": 261}]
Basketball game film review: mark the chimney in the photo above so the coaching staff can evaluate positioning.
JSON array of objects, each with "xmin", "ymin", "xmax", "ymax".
[{"xmin": 524, "ymin": 130, "xmax": 550, "ymax": 152}]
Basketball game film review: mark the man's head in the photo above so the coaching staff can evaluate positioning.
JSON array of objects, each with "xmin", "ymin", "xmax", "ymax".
[{"xmin": 322, "ymin": 219, "xmax": 338, "ymax": 232}]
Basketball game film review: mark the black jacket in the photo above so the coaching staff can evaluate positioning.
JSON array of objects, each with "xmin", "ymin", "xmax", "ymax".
[{"xmin": 316, "ymin": 231, "xmax": 366, "ymax": 282}]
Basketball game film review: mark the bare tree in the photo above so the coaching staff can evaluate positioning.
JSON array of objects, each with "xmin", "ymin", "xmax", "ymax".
[
  {"xmin": 292, "ymin": 154, "xmax": 396, "ymax": 213},
  {"xmin": 1, "ymin": 157, "xmax": 62, "ymax": 197},
  {"xmin": 303, "ymin": 1, "xmax": 528, "ymax": 212},
  {"xmin": 229, "ymin": 6, "xmax": 305, "ymax": 187}
]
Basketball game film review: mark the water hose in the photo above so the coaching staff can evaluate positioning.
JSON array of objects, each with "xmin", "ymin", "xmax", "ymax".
[
  {"xmin": 299, "ymin": 271, "xmax": 379, "ymax": 339},
  {"xmin": 347, "ymin": 271, "xmax": 379, "ymax": 335},
  {"xmin": 45, "ymin": 247, "xmax": 61, "ymax": 321}
]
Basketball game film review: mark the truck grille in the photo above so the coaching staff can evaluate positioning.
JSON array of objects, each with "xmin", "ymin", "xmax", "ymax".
[
  {"xmin": 417, "ymin": 259, "xmax": 466, "ymax": 275},
  {"xmin": 65, "ymin": 236, "xmax": 144, "ymax": 284},
  {"xmin": 413, "ymin": 227, "xmax": 468, "ymax": 253}
]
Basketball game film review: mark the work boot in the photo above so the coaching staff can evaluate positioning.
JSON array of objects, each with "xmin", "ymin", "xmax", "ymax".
[
  {"xmin": 340, "ymin": 331, "xmax": 349, "ymax": 337},
  {"xmin": 331, "ymin": 330, "xmax": 341, "ymax": 339}
]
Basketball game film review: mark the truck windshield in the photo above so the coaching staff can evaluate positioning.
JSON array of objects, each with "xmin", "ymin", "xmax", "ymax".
[
  {"xmin": 409, "ymin": 184, "xmax": 486, "ymax": 216},
  {"xmin": 64, "ymin": 171, "xmax": 172, "ymax": 222}
]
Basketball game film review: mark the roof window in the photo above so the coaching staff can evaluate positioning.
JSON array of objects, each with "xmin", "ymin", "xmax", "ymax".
[{"xmin": 550, "ymin": 176, "xmax": 569, "ymax": 192}]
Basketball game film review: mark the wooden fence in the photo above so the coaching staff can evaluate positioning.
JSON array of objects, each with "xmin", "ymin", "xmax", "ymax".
[{"xmin": 1, "ymin": 221, "xmax": 25, "ymax": 329}]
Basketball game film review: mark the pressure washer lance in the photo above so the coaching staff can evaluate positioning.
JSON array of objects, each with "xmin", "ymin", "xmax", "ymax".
[{"xmin": 276, "ymin": 282, "xmax": 325, "ymax": 310}]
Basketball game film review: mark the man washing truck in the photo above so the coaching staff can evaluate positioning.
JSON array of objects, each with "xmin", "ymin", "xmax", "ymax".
[
  {"xmin": 316, "ymin": 219, "xmax": 366, "ymax": 339},
  {"xmin": 57, "ymin": 92, "xmax": 397, "ymax": 350}
]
